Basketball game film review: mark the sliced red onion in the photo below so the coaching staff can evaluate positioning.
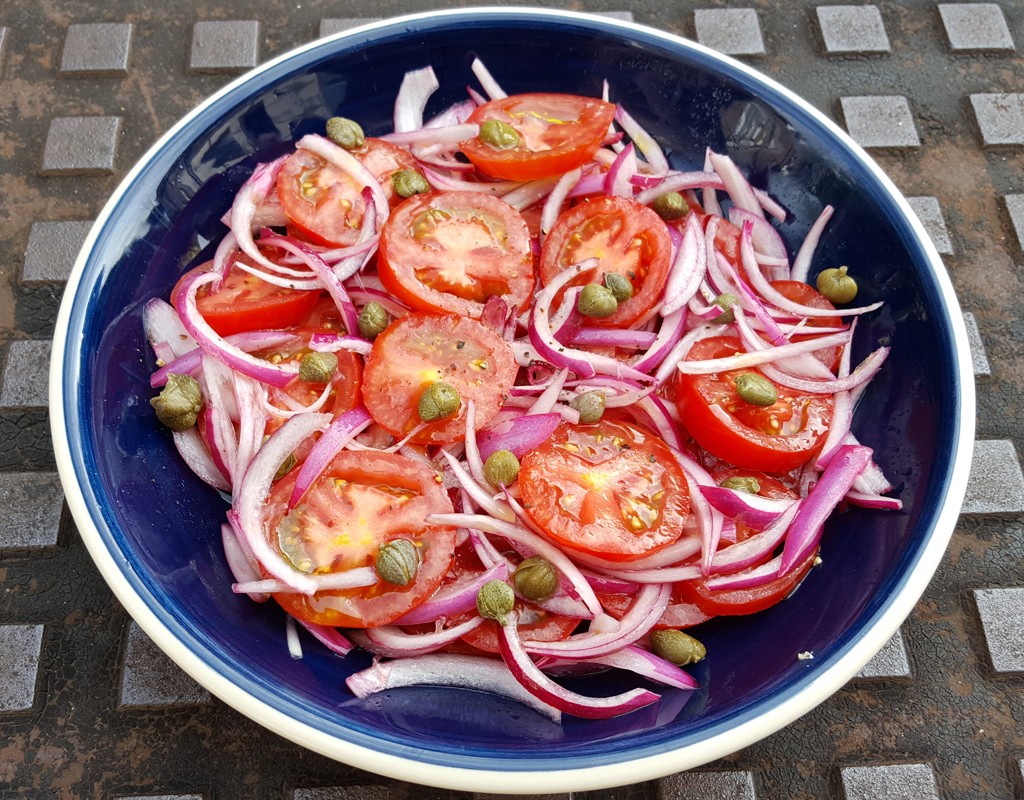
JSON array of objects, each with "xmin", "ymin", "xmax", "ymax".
[
  {"xmin": 151, "ymin": 330, "xmax": 299, "ymax": 388},
  {"xmin": 780, "ymin": 445, "xmax": 874, "ymax": 574},
  {"xmin": 526, "ymin": 367, "xmax": 569, "ymax": 415},
  {"xmin": 761, "ymin": 346, "xmax": 889, "ymax": 395},
  {"xmin": 676, "ymin": 328, "xmax": 851, "ymax": 375},
  {"xmin": 286, "ymin": 616, "xmax": 303, "ymax": 659},
  {"xmin": 568, "ymin": 327, "xmax": 657, "ymax": 349},
  {"xmin": 701, "ymin": 148, "xmax": 723, "ymax": 217},
  {"xmin": 730, "ymin": 207, "xmax": 789, "ymax": 279},
  {"xmin": 708, "ymin": 500, "xmax": 800, "ymax": 576},
  {"xmin": 143, "ymin": 298, "xmax": 197, "ymax": 362},
  {"xmin": 605, "ymin": 142, "xmax": 638, "ymax": 198},
  {"xmin": 346, "ymin": 654, "xmax": 562, "ymax": 722},
  {"xmin": 540, "ymin": 167, "xmax": 582, "ymax": 238},
  {"xmin": 731, "ymin": 295, "xmax": 838, "ymax": 380},
  {"xmin": 211, "ymin": 230, "xmax": 240, "ymax": 288},
  {"xmin": 588, "ymin": 645, "xmax": 698, "ymax": 690},
  {"xmin": 791, "ymin": 204, "xmax": 834, "ymax": 283},
  {"xmin": 175, "ymin": 271, "xmax": 299, "ymax": 387},
  {"xmin": 221, "ymin": 523, "xmax": 267, "ymax": 601},
  {"xmin": 845, "ymin": 490, "xmax": 903, "ymax": 510},
  {"xmin": 307, "ymin": 333, "xmax": 373, "ymax": 356},
  {"xmin": 231, "ymin": 412, "xmax": 331, "ymax": 594},
  {"xmin": 704, "ymin": 554, "xmax": 784, "ymax": 592},
  {"xmin": 228, "ymin": 155, "xmax": 289, "ymax": 273},
  {"xmin": 231, "ymin": 259, "xmax": 322, "ymax": 290},
  {"xmin": 500, "ymin": 175, "xmax": 561, "ymax": 212},
  {"xmin": 700, "ymin": 485, "xmax": 796, "ymax": 531},
  {"xmin": 497, "ymin": 620, "xmax": 659, "ymax": 719},
  {"xmin": 662, "ymin": 212, "xmax": 707, "ymax": 316},
  {"xmin": 470, "ymin": 56, "xmax": 507, "ymax": 100},
  {"xmin": 614, "ymin": 105, "xmax": 669, "ymax": 176},
  {"xmin": 394, "ymin": 561, "xmax": 510, "ymax": 625},
  {"xmin": 427, "ymin": 512, "xmax": 603, "ymax": 618},
  {"xmin": 386, "ymin": 123, "xmax": 480, "ymax": 148},
  {"xmin": 630, "ymin": 307, "xmax": 687, "ymax": 374},
  {"xmin": 462, "ymin": 399, "xmax": 487, "ymax": 483},
  {"xmin": 633, "ymin": 171, "xmax": 724, "ymax": 205},
  {"xmin": 708, "ymin": 151, "xmax": 764, "ymax": 219},
  {"xmin": 345, "ymin": 287, "xmax": 411, "ymax": 318},
  {"xmin": 288, "ymin": 407, "xmax": 372, "ymax": 510},
  {"xmin": 480, "ymin": 295, "xmax": 517, "ymax": 341},
  {"xmin": 393, "ymin": 65, "xmax": 439, "ymax": 132},
  {"xmin": 422, "ymin": 166, "xmax": 520, "ymax": 195},
  {"xmin": 361, "ymin": 616, "xmax": 485, "ymax": 658},
  {"xmin": 233, "ymin": 373, "xmax": 267, "ymax": 481},
  {"xmin": 198, "ymin": 409, "xmax": 233, "ymax": 484},
  {"xmin": 232, "ymin": 566, "xmax": 378, "ymax": 595},
  {"xmin": 523, "ymin": 583, "xmax": 670, "ymax": 660},
  {"xmin": 600, "ymin": 563, "xmax": 702, "ymax": 584},
  {"xmin": 172, "ymin": 426, "xmax": 229, "ymax": 491},
  {"xmin": 477, "ymin": 412, "xmax": 560, "ymax": 460},
  {"xmin": 296, "ymin": 618, "xmax": 354, "ymax": 657}
]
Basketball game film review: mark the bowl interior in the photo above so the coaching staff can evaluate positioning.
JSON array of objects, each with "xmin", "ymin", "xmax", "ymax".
[{"xmin": 56, "ymin": 9, "xmax": 969, "ymax": 784}]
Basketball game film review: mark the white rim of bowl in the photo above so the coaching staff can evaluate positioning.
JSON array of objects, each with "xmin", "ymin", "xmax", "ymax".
[{"xmin": 49, "ymin": 6, "xmax": 976, "ymax": 793}]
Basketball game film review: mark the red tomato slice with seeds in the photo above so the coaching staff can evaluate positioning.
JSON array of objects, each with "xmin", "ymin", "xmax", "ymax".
[
  {"xmin": 378, "ymin": 190, "xmax": 534, "ymax": 318},
  {"xmin": 519, "ymin": 419, "xmax": 691, "ymax": 562},
  {"xmin": 171, "ymin": 257, "xmax": 322, "ymax": 337},
  {"xmin": 461, "ymin": 93, "xmax": 616, "ymax": 181},
  {"xmin": 539, "ymin": 195, "xmax": 672, "ymax": 328},
  {"xmin": 675, "ymin": 335, "xmax": 834, "ymax": 472},
  {"xmin": 267, "ymin": 450, "xmax": 456, "ymax": 628},
  {"xmin": 361, "ymin": 312, "xmax": 518, "ymax": 445}
]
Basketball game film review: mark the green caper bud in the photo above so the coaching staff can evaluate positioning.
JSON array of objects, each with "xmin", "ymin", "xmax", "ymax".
[
  {"xmin": 734, "ymin": 373, "xmax": 777, "ymax": 407},
  {"xmin": 478, "ymin": 119, "xmax": 520, "ymax": 150},
  {"xmin": 570, "ymin": 391, "xmax": 605, "ymax": 424},
  {"xmin": 483, "ymin": 449, "xmax": 520, "ymax": 488},
  {"xmin": 513, "ymin": 556, "xmax": 558, "ymax": 602},
  {"xmin": 649, "ymin": 629, "xmax": 706, "ymax": 666},
  {"xmin": 298, "ymin": 350, "xmax": 338, "ymax": 383},
  {"xmin": 392, "ymin": 168, "xmax": 430, "ymax": 198},
  {"xmin": 577, "ymin": 283, "xmax": 618, "ymax": 319},
  {"xmin": 325, "ymin": 116, "xmax": 365, "ymax": 150},
  {"xmin": 603, "ymin": 272, "xmax": 634, "ymax": 303},
  {"xmin": 150, "ymin": 373, "xmax": 203, "ymax": 432},
  {"xmin": 650, "ymin": 191, "xmax": 689, "ymax": 221},
  {"xmin": 816, "ymin": 265, "xmax": 858, "ymax": 305},
  {"xmin": 418, "ymin": 381, "xmax": 461, "ymax": 422},
  {"xmin": 476, "ymin": 579, "xmax": 516, "ymax": 624},
  {"xmin": 719, "ymin": 476, "xmax": 761, "ymax": 494},
  {"xmin": 357, "ymin": 301, "xmax": 389, "ymax": 340},
  {"xmin": 375, "ymin": 538, "xmax": 420, "ymax": 586},
  {"xmin": 274, "ymin": 452, "xmax": 298, "ymax": 481},
  {"xmin": 711, "ymin": 292, "xmax": 739, "ymax": 324}
]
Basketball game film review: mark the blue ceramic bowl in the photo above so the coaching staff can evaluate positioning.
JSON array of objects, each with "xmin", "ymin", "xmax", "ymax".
[{"xmin": 51, "ymin": 8, "xmax": 975, "ymax": 792}]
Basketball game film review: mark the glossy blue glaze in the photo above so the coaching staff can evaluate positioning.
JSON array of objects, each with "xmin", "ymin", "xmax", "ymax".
[{"xmin": 55, "ymin": 9, "xmax": 969, "ymax": 782}]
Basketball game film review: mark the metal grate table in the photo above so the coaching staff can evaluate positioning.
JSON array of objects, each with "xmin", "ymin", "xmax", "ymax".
[{"xmin": 1, "ymin": 2, "xmax": 1022, "ymax": 798}]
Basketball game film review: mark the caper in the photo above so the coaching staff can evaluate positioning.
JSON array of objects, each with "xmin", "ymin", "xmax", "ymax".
[
  {"xmin": 476, "ymin": 579, "xmax": 516, "ymax": 624},
  {"xmin": 325, "ymin": 116, "xmax": 365, "ymax": 150},
  {"xmin": 375, "ymin": 538, "xmax": 420, "ymax": 586},
  {"xmin": 711, "ymin": 292, "xmax": 739, "ymax": 324},
  {"xmin": 358, "ymin": 301, "xmax": 390, "ymax": 340},
  {"xmin": 570, "ymin": 391, "xmax": 605, "ymax": 424},
  {"xmin": 418, "ymin": 381, "xmax": 461, "ymax": 422},
  {"xmin": 720, "ymin": 475, "xmax": 761, "ymax": 494},
  {"xmin": 649, "ymin": 629, "xmax": 706, "ymax": 666},
  {"xmin": 577, "ymin": 283, "xmax": 618, "ymax": 319},
  {"xmin": 483, "ymin": 449, "xmax": 520, "ymax": 488},
  {"xmin": 513, "ymin": 556, "xmax": 558, "ymax": 602},
  {"xmin": 734, "ymin": 372, "xmax": 777, "ymax": 407},
  {"xmin": 274, "ymin": 452, "xmax": 298, "ymax": 481},
  {"xmin": 650, "ymin": 191, "xmax": 689, "ymax": 221},
  {"xmin": 298, "ymin": 350, "xmax": 338, "ymax": 383},
  {"xmin": 603, "ymin": 272, "xmax": 634, "ymax": 303},
  {"xmin": 478, "ymin": 119, "xmax": 520, "ymax": 150},
  {"xmin": 392, "ymin": 168, "xmax": 430, "ymax": 198},
  {"xmin": 150, "ymin": 373, "xmax": 203, "ymax": 432},
  {"xmin": 816, "ymin": 265, "xmax": 858, "ymax": 305}
]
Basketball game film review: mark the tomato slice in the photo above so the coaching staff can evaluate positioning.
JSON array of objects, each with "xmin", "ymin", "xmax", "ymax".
[
  {"xmin": 377, "ymin": 190, "xmax": 534, "ymax": 318},
  {"xmin": 170, "ymin": 257, "xmax": 323, "ymax": 337},
  {"xmin": 675, "ymin": 546, "xmax": 819, "ymax": 616},
  {"xmin": 675, "ymin": 335, "xmax": 834, "ymax": 472},
  {"xmin": 361, "ymin": 312, "xmax": 518, "ymax": 445},
  {"xmin": 539, "ymin": 195, "xmax": 672, "ymax": 328},
  {"xmin": 519, "ymin": 419, "xmax": 691, "ymax": 562},
  {"xmin": 277, "ymin": 138, "xmax": 416, "ymax": 247},
  {"xmin": 267, "ymin": 450, "xmax": 456, "ymax": 628},
  {"xmin": 769, "ymin": 280, "xmax": 845, "ymax": 372},
  {"xmin": 460, "ymin": 93, "xmax": 616, "ymax": 181}
]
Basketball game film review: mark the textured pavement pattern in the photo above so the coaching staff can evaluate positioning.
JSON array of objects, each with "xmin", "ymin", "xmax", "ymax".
[{"xmin": 1, "ymin": 2, "xmax": 1022, "ymax": 799}]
